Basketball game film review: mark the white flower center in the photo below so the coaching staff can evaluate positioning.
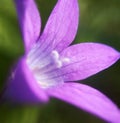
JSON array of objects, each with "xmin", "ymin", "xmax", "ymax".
[
  {"xmin": 27, "ymin": 48, "xmax": 70, "ymax": 89},
  {"xmin": 51, "ymin": 50, "xmax": 70, "ymax": 68}
]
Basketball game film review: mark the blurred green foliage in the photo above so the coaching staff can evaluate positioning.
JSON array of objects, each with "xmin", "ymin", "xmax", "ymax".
[{"xmin": 0, "ymin": 0, "xmax": 120, "ymax": 123}]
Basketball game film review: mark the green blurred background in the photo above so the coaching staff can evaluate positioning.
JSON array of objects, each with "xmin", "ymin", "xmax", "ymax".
[{"xmin": 0, "ymin": 0, "xmax": 120, "ymax": 123}]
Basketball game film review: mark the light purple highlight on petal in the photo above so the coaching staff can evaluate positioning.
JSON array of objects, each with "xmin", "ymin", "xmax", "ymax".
[
  {"xmin": 47, "ymin": 83, "xmax": 120, "ymax": 122},
  {"xmin": 4, "ymin": 57, "xmax": 49, "ymax": 103},
  {"xmin": 14, "ymin": 0, "xmax": 41, "ymax": 53},
  {"xmin": 39, "ymin": 0, "xmax": 79, "ymax": 52},
  {"xmin": 60, "ymin": 43, "xmax": 120, "ymax": 81}
]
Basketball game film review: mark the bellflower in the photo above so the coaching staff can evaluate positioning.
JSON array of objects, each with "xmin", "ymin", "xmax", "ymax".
[{"xmin": 4, "ymin": 0, "xmax": 120, "ymax": 122}]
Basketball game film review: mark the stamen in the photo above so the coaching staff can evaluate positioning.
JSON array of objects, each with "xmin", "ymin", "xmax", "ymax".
[
  {"xmin": 51, "ymin": 50, "xmax": 60, "ymax": 60},
  {"xmin": 51, "ymin": 50, "xmax": 70, "ymax": 68},
  {"xmin": 55, "ymin": 60, "xmax": 62, "ymax": 68},
  {"xmin": 62, "ymin": 58, "xmax": 70, "ymax": 63},
  {"xmin": 27, "ymin": 49, "xmax": 70, "ymax": 89}
]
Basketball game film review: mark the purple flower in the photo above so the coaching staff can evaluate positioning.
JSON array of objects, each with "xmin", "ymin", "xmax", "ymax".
[{"xmin": 4, "ymin": 0, "xmax": 120, "ymax": 122}]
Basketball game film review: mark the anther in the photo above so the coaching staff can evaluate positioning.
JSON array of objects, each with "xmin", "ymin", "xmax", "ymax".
[
  {"xmin": 51, "ymin": 50, "xmax": 70, "ymax": 68},
  {"xmin": 55, "ymin": 60, "xmax": 62, "ymax": 68},
  {"xmin": 51, "ymin": 50, "xmax": 60, "ymax": 60},
  {"xmin": 62, "ymin": 58, "xmax": 70, "ymax": 63}
]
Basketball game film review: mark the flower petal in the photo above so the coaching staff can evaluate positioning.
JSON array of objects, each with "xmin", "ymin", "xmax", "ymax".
[
  {"xmin": 47, "ymin": 83, "xmax": 120, "ymax": 122},
  {"xmin": 39, "ymin": 0, "xmax": 79, "ymax": 52},
  {"xmin": 60, "ymin": 43, "xmax": 120, "ymax": 81},
  {"xmin": 3, "ymin": 57, "xmax": 48, "ymax": 103},
  {"xmin": 14, "ymin": 0, "xmax": 41, "ymax": 53}
]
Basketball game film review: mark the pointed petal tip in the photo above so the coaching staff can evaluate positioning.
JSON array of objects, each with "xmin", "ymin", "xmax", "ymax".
[
  {"xmin": 14, "ymin": 0, "xmax": 41, "ymax": 52},
  {"xmin": 60, "ymin": 42, "xmax": 120, "ymax": 81},
  {"xmin": 39, "ymin": 0, "xmax": 79, "ymax": 52},
  {"xmin": 47, "ymin": 83, "xmax": 120, "ymax": 123}
]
